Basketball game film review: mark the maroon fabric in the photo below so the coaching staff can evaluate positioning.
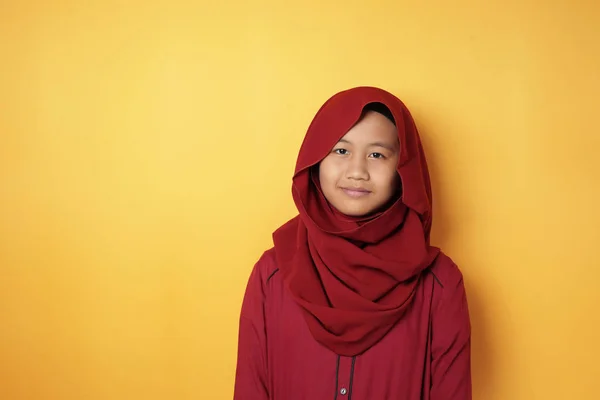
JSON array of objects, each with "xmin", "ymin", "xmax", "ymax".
[
  {"xmin": 272, "ymin": 87, "xmax": 440, "ymax": 356},
  {"xmin": 233, "ymin": 249, "xmax": 471, "ymax": 399}
]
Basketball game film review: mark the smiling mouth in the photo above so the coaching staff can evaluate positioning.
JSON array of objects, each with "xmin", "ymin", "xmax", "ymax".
[{"xmin": 341, "ymin": 188, "xmax": 371, "ymax": 198}]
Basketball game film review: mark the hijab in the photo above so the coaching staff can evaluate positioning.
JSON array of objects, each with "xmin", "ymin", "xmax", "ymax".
[{"xmin": 273, "ymin": 86, "xmax": 440, "ymax": 356}]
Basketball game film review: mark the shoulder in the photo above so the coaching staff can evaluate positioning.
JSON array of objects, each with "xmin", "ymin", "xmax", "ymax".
[
  {"xmin": 426, "ymin": 252, "xmax": 471, "ymax": 351},
  {"xmin": 427, "ymin": 251, "xmax": 469, "ymax": 314},
  {"xmin": 249, "ymin": 247, "xmax": 280, "ymax": 288},
  {"xmin": 428, "ymin": 251, "xmax": 465, "ymax": 290},
  {"xmin": 240, "ymin": 248, "xmax": 280, "ymax": 318}
]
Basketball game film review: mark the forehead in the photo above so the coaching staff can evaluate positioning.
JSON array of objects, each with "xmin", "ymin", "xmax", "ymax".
[{"xmin": 340, "ymin": 111, "xmax": 399, "ymax": 145}]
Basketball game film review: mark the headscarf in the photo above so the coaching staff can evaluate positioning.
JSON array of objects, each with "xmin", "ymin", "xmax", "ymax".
[{"xmin": 273, "ymin": 86, "xmax": 440, "ymax": 356}]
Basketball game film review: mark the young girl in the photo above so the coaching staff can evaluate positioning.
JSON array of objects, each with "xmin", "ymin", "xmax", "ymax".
[{"xmin": 233, "ymin": 86, "xmax": 471, "ymax": 399}]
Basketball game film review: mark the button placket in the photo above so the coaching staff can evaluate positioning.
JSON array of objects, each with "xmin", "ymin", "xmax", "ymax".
[{"xmin": 335, "ymin": 356, "xmax": 353, "ymax": 398}]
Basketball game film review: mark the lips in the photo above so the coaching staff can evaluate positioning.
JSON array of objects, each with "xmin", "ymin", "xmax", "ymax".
[{"xmin": 341, "ymin": 187, "xmax": 371, "ymax": 198}]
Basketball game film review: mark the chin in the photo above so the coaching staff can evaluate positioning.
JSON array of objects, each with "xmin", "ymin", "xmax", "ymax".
[
  {"xmin": 340, "ymin": 211, "xmax": 364, "ymax": 217},
  {"xmin": 336, "ymin": 205, "xmax": 376, "ymax": 218}
]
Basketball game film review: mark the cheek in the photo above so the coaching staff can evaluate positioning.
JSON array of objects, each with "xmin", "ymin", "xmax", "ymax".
[
  {"xmin": 318, "ymin": 159, "xmax": 340, "ymax": 186},
  {"xmin": 373, "ymin": 165, "xmax": 400, "ymax": 192}
]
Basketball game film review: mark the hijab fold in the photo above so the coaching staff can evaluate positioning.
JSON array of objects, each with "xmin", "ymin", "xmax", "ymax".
[{"xmin": 273, "ymin": 86, "xmax": 439, "ymax": 356}]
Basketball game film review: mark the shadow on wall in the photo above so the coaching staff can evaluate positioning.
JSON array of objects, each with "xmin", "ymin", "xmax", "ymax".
[{"xmin": 413, "ymin": 105, "xmax": 494, "ymax": 399}]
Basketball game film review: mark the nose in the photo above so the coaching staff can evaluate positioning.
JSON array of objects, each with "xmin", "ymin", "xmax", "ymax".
[{"xmin": 346, "ymin": 155, "xmax": 369, "ymax": 181}]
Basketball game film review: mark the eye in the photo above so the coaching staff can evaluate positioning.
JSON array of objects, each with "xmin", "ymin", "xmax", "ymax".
[
  {"xmin": 333, "ymin": 148, "xmax": 349, "ymax": 155},
  {"xmin": 369, "ymin": 152, "xmax": 385, "ymax": 159}
]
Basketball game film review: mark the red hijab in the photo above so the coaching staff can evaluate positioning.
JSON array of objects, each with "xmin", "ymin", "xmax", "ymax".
[{"xmin": 273, "ymin": 86, "xmax": 440, "ymax": 356}]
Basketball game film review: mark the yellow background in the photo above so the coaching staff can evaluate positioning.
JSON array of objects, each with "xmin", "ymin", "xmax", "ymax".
[{"xmin": 1, "ymin": 1, "xmax": 599, "ymax": 399}]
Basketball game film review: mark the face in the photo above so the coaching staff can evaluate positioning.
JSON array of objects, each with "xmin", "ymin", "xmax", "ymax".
[{"xmin": 318, "ymin": 111, "xmax": 401, "ymax": 217}]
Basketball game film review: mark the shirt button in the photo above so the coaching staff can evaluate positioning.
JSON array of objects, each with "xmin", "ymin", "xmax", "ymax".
[{"xmin": 340, "ymin": 388, "xmax": 348, "ymax": 395}]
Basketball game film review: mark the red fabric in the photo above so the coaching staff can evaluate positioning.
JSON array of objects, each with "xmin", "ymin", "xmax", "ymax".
[
  {"xmin": 273, "ymin": 86, "xmax": 440, "ymax": 356},
  {"xmin": 233, "ymin": 249, "xmax": 472, "ymax": 400}
]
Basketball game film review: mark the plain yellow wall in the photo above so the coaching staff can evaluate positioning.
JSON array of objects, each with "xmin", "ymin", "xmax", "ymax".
[{"xmin": 1, "ymin": 1, "xmax": 599, "ymax": 399}]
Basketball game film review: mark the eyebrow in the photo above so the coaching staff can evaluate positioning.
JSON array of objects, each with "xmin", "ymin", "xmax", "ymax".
[{"xmin": 337, "ymin": 138, "xmax": 398, "ymax": 152}]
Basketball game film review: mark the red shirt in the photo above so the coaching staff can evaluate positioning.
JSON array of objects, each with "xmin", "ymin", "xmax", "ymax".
[{"xmin": 234, "ymin": 249, "xmax": 471, "ymax": 400}]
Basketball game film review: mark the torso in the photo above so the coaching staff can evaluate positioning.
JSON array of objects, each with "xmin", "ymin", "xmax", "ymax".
[{"xmin": 260, "ymin": 249, "xmax": 447, "ymax": 400}]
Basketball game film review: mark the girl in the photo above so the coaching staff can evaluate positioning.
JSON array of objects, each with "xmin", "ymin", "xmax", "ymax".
[{"xmin": 233, "ymin": 86, "xmax": 471, "ymax": 399}]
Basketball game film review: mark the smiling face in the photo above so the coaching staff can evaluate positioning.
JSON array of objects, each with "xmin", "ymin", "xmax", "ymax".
[{"xmin": 318, "ymin": 110, "xmax": 401, "ymax": 217}]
